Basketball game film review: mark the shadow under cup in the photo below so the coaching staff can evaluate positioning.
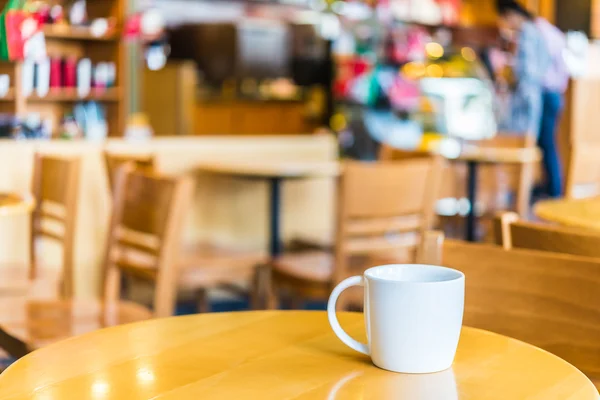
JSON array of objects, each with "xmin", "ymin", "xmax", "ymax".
[{"xmin": 364, "ymin": 265, "xmax": 465, "ymax": 374}]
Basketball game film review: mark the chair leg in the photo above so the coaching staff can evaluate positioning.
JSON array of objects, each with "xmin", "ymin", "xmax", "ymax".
[
  {"xmin": 259, "ymin": 265, "xmax": 279, "ymax": 310},
  {"xmin": 266, "ymin": 289, "xmax": 280, "ymax": 310},
  {"xmin": 289, "ymin": 296, "xmax": 304, "ymax": 309},
  {"xmin": 196, "ymin": 288, "xmax": 210, "ymax": 313},
  {"xmin": 0, "ymin": 328, "xmax": 29, "ymax": 359},
  {"xmin": 250, "ymin": 267, "xmax": 263, "ymax": 310},
  {"xmin": 336, "ymin": 297, "xmax": 350, "ymax": 312}
]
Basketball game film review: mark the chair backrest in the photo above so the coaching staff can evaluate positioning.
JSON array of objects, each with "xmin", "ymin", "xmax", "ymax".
[
  {"xmin": 419, "ymin": 232, "xmax": 600, "ymax": 384},
  {"xmin": 565, "ymin": 143, "xmax": 600, "ymax": 199},
  {"xmin": 333, "ymin": 157, "xmax": 443, "ymax": 282},
  {"xmin": 30, "ymin": 154, "xmax": 81, "ymax": 298},
  {"xmin": 104, "ymin": 152, "xmax": 155, "ymax": 193},
  {"xmin": 494, "ymin": 211, "xmax": 600, "ymax": 258},
  {"xmin": 379, "ymin": 146, "xmax": 458, "ymax": 211},
  {"xmin": 479, "ymin": 134, "xmax": 538, "ymax": 217},
  {"xmin": 380, "ymin": 134, "xmax": 536, "ymax": 217},
  {"xmin": 378, "ymin": 146, "xmax": 433, "ymax": 161},
  {"xmin": 101, "ymin": 166, "xmax": 193, "ymax": 318}
]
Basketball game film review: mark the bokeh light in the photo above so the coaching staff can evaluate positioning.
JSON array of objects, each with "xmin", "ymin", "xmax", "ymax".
[
  {"xmin": 426, "ymin": 64, "xmax": 444, "ymax": 78},
  {"xmin": 425, "ymin": 42, "xmax": 444, "ymax": 59},
  {"xmin": 461, "ymin": 47, "xmax": 477, "ymax": 62}
]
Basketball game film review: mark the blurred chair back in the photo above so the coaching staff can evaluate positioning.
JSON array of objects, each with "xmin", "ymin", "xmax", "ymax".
[
  {"xmin": 468, "ymin": 134, "xmax": 537, "ymax": 217},
  {"xmin": 420, "ymin": 232, "xmax": 600, "ymax": 387},
  {"xmin": 565, "ymin": 144, "xmax": 600, "ymax": 199},
  {"xmin": 382, "ymin": 134, "xmax": 537, "ymax": 219},
  {"xmin": 379, "ymin": 146, "xmax": 455, "ymax": 211},
  {"xmin": 495, "ymin": 212, "xmax": 600, "ymax": 258},
  {"xmin": 333, "ymin": 157, "xmax": 442, "ymax": 281},
  {"xmin": 102, "ymin": 166, "xmax": 193, "ymax": 317},
  {"xmin": 104, "ymin": 152, "xmax": 155, "ymax": 192},
  {"xmin": 30, "ymin": 154, "xmax": 81, "ymax": 297}
]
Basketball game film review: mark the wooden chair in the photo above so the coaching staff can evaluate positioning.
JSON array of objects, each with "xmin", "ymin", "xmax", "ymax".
[
  {"xmin": 105, "ymin": 152, "xmax": 267, "ymax": 311},
  {"xmin": 494, "ymin": 211, "xmax": 600, "ymax": 258},
  {"xmin": 565, "ymin": 143, "xmax": 600, "ymax": 199},
  {"xmin": 0, "ymin": 154, "xmax": 80, "ymax": 298},
  {"xmin": 0, "ymin": 166, "xmax": 193, "ymax": 354},
  {"xmin": 381, "ymin": 134, "xmax": 537, "ymax": 238},
  {"xmin": 270, "ymin": 157, "xmax": 443, "ymax": 308},
  {"xmin": 104, "ymin": 151, "xmax": 155, "ymax": 192},
  {"xmin": 474, "ymin": 134, "xmax": 537, "ymax": 217},
  {"xmin": 419, "ymin": 232, "xmax": 600, "ymax": 388}
]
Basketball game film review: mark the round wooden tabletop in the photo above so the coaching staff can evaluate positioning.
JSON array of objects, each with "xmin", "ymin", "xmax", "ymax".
[
  {"xmin": 0, "ymin": 193, "xmax": 34, "ymax": 217},
  {"xmin": 534, "ymin": 197, "xmax": 600, "ymax": 231},
  {"xmin": 0, "ymin": 311, "xmax": 596, "ymax": 399}
]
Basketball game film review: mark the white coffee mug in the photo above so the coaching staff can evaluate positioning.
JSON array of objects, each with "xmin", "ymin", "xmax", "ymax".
[{"xmin": 327, "ymin": 264, "xmax": 465, "ymax": 374}]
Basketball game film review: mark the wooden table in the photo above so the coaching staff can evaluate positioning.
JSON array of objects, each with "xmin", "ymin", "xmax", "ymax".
[
  {"xmin": 196, "ymin": 161, "xmax": 340, "ymax": 257},
  {"xmin": 0, "ymin": 193, "xmax": 34, "ymax": 217},
  {"xmin": 534, "ymin": 197, "xmax": 600, "ymax": 231},
  {"xmin": 0, "ymin": 311, "xmax": 596, "ymax": 399},
  {"xmin": 451, "ymin": 145, "xmax": 541, "ymax": 242}
]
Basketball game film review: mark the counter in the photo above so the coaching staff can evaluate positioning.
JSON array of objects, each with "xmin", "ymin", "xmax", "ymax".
[
  {"xmin": 143, "ymin": 62, "xmax": 322, "ymax": 136},
  {"xmin": 0, "ymin": 135, "xmax": 337, "ymax": 298}
]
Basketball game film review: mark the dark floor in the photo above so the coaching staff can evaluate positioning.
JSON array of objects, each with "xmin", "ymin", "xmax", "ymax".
[{"xmin": 175, "ymin": 297, "xmax": 327, "ymax": 315}]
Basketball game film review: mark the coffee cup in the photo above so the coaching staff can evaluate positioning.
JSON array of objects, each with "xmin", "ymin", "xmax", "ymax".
[{"xmin": 327, "ymin": 264, "xmax": 465, "ymax": 374}]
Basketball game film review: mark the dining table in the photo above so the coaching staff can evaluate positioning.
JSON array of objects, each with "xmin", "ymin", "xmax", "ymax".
[
  {"xmin": 196, "ymin": 148, "xmax": 541, "ymax": 254},
  {"xmin": 0, "ymin": 311, "xmax": 596, "ymax": 399},
  {"xmin": 448, "ymin": 145, "xmax": 541, "ymax": 242},
  {"xmin": 196, "ymin": 161, "xmax": 340, "ymax": 258},
  {"xmin": 0, "ymin": 192, "xmax": 34, "ymax": 217},
  {"xmin": 534, "ymin": 197, "xmax": 600, "ymax": 231}
]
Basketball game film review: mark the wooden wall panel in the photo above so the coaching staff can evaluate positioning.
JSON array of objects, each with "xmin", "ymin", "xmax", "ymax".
[{"xmin": 143, "ymin": 61, "xmax": 197, "ymax": 136}]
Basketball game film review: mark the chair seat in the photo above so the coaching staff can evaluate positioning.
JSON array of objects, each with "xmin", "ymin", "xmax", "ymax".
[
  {"xmin": 273, "ymin": 250, "xmax": 415, "ymax": 284},
  {"xmin": 0, "ymin": 264, "xmax": 61, "ymax": 298},
  {"xmin": 177, "ymin": 243, "xmax": 267, "ymax": 289},
  {"xmin": 273, "ymin": 252, "xmax": 334, "ymax": 283},
  {"xmin": 0, "ymin": 296, "xmax": 151, "ymax": 350},
  {"xmin": 118, "ymin": 243, "xmax": 267, "ymax": 290}
]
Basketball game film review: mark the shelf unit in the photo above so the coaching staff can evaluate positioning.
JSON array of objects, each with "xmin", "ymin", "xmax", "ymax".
[
  {"xmin": 26, "ymin": 87, "xmax": 121, "ymax": 102},
  {"xmin": 42, "ymin": 24, "xmax": 119, "ymax": 42},
  {"xmin": 0, "ymin": 0, "xmax": 127, "ymax": 137}
]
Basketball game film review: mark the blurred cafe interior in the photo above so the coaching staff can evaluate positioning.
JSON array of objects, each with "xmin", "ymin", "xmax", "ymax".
[{"xmin": 0, "ymin": 0, "xmax": 599, "ymax": 398}]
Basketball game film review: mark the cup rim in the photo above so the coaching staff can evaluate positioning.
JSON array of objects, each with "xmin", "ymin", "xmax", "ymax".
[{"xmin": 364, "ymin": 264, "xmax": 465, "ymax": 284}]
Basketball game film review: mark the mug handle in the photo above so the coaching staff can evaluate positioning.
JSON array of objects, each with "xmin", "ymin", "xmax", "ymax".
[{"xmin": 327, "ymin": 275, "xmax": 369, "ymax": 355}]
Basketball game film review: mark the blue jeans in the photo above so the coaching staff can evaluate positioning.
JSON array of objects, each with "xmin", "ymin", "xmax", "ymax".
[{"xmin": 537, "ymin": 91, "xmax": 563, "ymax": 198}]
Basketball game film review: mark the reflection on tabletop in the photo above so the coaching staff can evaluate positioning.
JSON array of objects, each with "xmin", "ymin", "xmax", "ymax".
[{"xmin": 326, "ymin": 368, "xmax": 457, "ymax": 400}]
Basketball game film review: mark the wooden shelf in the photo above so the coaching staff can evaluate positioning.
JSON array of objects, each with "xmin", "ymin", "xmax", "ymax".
[
  {"xmin": 26, "ymin": 88, "xmax": 120, "ymax": 102},
  {"xmin": 4, "ymin": 0, "xmax": 126, "ymax": 135},
  {"xmin": 42, "ymin": 25, "xmax": 118, "ymax": 41}
]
